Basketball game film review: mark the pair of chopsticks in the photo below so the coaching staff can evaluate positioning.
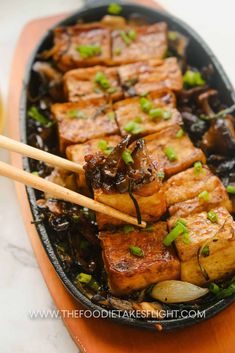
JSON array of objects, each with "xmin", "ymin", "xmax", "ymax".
[{"xmin": 0, "ymin": 135, "xmax": 146, "ymax": 228}]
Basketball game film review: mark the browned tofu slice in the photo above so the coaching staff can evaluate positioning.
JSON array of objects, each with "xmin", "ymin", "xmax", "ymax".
[
  {"xmin": 66, "ymin": 135, "xmax": 121, "ymax": 189},
  {"xmin": 118, "ymin": 58, "xmax": 183, "ymax": 97},
  {"xmin": 51, "ymin": 23, "xmax": 111, "ymax": 71},
  {"xmin": 63, "ymin": 66, "xmax": 123, "ymax": 103},
  {"xmin": 114, "ymin": 91, "xmax": 181, "ymax": 137},
  {"xmin": 99, "ymin": 222, "xmax": 180, "ymax": 295},
  {"xmin": 164, "ymin": 166, "xmax": 232, "ymax": 218},
  {"xmin": 167, "ymin": 207, "xmax": 235, "ymax": 286},
  {"xmin": 144, "ymin": 125, "xmax": 206, "ymax": 177},
  {"xmin": 51, "ymin": 101, "xmax": 119, "ymax": 152},
  {"xmin": 94, "ymin": 186, "xmax": 166, "ymax": 230},
  {"xmin": 111, "ymin": 23, "xmax": 167, "ymax": 65}
]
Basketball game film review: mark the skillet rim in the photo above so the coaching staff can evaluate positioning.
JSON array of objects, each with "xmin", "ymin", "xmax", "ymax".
[{"xmin": 19, "ymin": 1, "xmax": 235, "ymax": 331}]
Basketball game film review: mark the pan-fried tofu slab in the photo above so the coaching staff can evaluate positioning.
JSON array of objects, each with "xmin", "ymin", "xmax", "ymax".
[
  {"xmin": 167, "ymin": 207, "xmax": 235, "ymax": 285},
  {"xmin": 144, "ymin": 125, "xmax": 206, "ymax": 177},
  {"xmin": 99, "ymin": 222, "xmax": 180, "ymax": 295},
  {"xmin": 51, "ymin": 24, "xmax": 111, "ymax": 71},
  {"xmin": 164, "ymin": 166, "xmax": 232, "ymax": 218},
  {"xmin": 114, "ymin": 91, "xmax": 181, "ymax": 137},
  {"xmin": 66, "ymin": 135, "xmax": 121, "ymax": 189},
  {"xmin": 94, "ymin": 187, "xmax": 166, "ymax": 230},
  {"xmin": 111, "ymin": 23, "xmax": 167, "ymax": 65},
  {"xmin": 118, "ymin": 58, "xmax": 183, "ymax": 97},
  {"xmin": 51, "ymin": 101, "xmax": 119, "ymax": 152},
  {"xmin": 63, "ymin": 66, "xmax": 123, "ymax": 103}
]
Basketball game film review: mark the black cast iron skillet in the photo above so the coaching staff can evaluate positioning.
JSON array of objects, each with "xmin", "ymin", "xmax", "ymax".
[{"xmin": 20, "ymin": 0, "xmax": 235, "ymax": 331}]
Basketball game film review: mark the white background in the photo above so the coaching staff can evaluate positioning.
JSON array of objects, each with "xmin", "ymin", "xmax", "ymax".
[{"xmin": 0, "ymin": 1, "xmax": 235, "ymax": 352}]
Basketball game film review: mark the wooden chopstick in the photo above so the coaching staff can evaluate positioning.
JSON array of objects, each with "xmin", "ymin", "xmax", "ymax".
[
  {"xmin": 0, "ymin": 160, "xmax": 146, "ymax": 228},
  {"xmin": 0, "ymin": 135, "xmax": 83, "ymax": 173}
]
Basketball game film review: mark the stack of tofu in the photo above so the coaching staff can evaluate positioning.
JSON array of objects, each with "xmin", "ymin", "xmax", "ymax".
[{"xmin": 50, "ymin": 20, "xmax": 235, "ymax": 296}]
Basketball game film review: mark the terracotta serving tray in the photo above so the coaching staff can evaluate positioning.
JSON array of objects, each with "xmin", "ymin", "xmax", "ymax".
[{"xmin": 6, "ymin": 1, "xmax": 235, "ymax": 352}]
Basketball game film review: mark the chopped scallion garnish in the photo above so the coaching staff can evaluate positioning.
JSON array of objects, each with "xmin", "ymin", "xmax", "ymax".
[
  {"xmin": 124, "ymin": 121, "xmax": 144, "ymax": 135},
  {"xmin": 76, "ymin": 44, "xmax": 102, "ymax": 58},
  {"xmin": 28, "ymin": 106, "xmax": 53, "ymax": 127},
  {"xmin": 176, "ymin": 128, "xmax": 184, "ymax": 138},
  {"xmin": 95, "ymin": 71, "xmax": 110, "ymax": 90},
  {"xmin": 68, "ymin": 109, "xmax": 86, "ymax": 119},
  {"xmin": 98, "ymin": 139, "xmax": 108, "ymax": 151},
  {"xmin": 198, "ymin": 190, "xmax": 210, "ymax": 202},
  {"xmin": 77, "ymin": 273, "xmax": 92, "ymax": 284},
  {"xmin": 164, "ymin": 146, "xmax": 177, "ymax": 162},
  {"xmin": 157, "ymin": 170, "xmax": 165, "ymax": 180},
  {"xmin": 163, "ymin": 219, "xmax": 188, "ymax": 246},
  {"xmin": 107, "ymin": 3, "xmax": 122, "ymax": 15},
  {"xmin": 140, "ymin": 97, "xmax": 153, "ymax": 113},
  {"xmin": 226, "ymin": 185, "xmax": 235, "ymax": 194},
  {"xmin": 114, "ymin": 47, "xmax": 122, "ymax": 55},
  {"xmin": 200, "ymin": 245, "xmax": 210, "ymax": 257},
  {"xmin": 120, "ymin": 31, "xmax": 132, "ymax": 46},
  {"xmin": 129, "ymin": 245, "xmax": 144, "ymax": 257},
  {"xmin": 122, "ymin": 149, "xmax": 134, "ymax": 164},
  {"xmin": 128, "ymin": 29, "xmax": 136, "ymax": 41},
  {"xmin": 207, "ymin": 210, "xmax": 218, "ymax": 223},
  {"xmin": 183, "ymin": 70, "xmax": 205, "ymax": 87},
  {"xmin": 194, "ymin": 161, "xmax": 203, "ymax": 174}
]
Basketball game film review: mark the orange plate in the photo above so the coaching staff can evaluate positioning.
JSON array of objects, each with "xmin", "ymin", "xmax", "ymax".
[{"xmin": 7, "ymin": 1, "xmax": 235, "ymax": 352}]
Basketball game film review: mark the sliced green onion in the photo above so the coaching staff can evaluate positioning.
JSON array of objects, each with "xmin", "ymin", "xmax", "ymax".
[
  {"xmin": 128, "ymin": 29, "xmax": 137, "ymax": 41},
  {"xmin": 209, "ymin": 283, "xmax": 220, "ymax": 294},
  {"xmin": 207, "ymin": 210, "xmax": 218, "ymax": 223},
  {"xmin": 122, "ymin": 149, "xmax": 134, "ymax": 164},
  {"xmin": 198, "ymin": 190, "xmax": 210, "ymax": 202},
  {"xmin": 68, "ymin": 109, "xmax": 86, "ymax": 119},
  {"xmin": 72, "ymin": 215, "xmax": 80, "ymax": 223},
  {"xmin": 76, "ymin": 273, "xmax": 92, "ymax": 284},
  {"xmin": 89, "ymin": 278, "xmax": 100, "ymax": 292},
  {"xmin": 164, "ymin": 146, "xmax": 177, "ymax": 162},
  {"xmin": 226, "ymin": 185, "xmax": 235, "ymax": 194},
  {"xmin": 123, "ymin": 224, "xmax": 135, "ymax": 233},
  {"xmin": 95, "ymin": 71, "xmax": 110, "ymax": 90},
  {"xmin": 176, "ymin": 128, "xmax": 184, "ymax": 138},
  {"xmin": 120, "ymin": 31, "xmax": 132, "ymax": 46},
  {"xmin": 129, "ymin": 245, "xmax": 144, "ymax": 257},
  {"xmin": 216, "ymin": 282, "xmax": 235, "ymax": 299},
  {"xmin": 168, "ymin": 31, "xmax": 177, "ymax": 41},
  {"xmin": 183, "ymin": 70, "xmax": 205, "ymax": 87},
  {"xmin": 140, "ymin": 97, "xmax": 153, "ymax": 113},
  {"xmin": 149, "ymin": 108, "xmax": 164, "ymax": 119},
  {"xmin": 163, "ymin": 221, "xmax": 187, "ymax": 246},
  {"xmin": 28, "ymin": 106, "xmax": 53, "ymax": 127},
  {"xmin": 201, "ymin": 245, "xmax": 210, "ymax": 257},
  {"xmin": 194, "ymin": 161, "xmax": 203, "ymax": 174},
  {"xmin": 163, "ymin": 110, "xmax": 172, "ymax": 120},
  {"xmin": 182, "ymin": 232, "xmax": 191, "ymax": 245},
  {"xmin": 157, "ymin": 170, "xmax": 165, "ymax": 180},
  {"xmin": 76, "ymin": 44, "xmax": 102, "ymax": 58},
  {"xmin": 143, "ymin": 224, "xmax": 154, "ymax": 232},
  {"xmin": 98, "ymin": 139, "xmax": 108, "ymax": 151},
  {"xmin": 124, "ymin": 121, "xmax": 144, "ymax": 135},
  {"xmin": 107, "ymin": 2, "xmax": 122, "ymax": 15},
  {"xmin": 31, "ymin": 171, "xmax": 39, "ymax": 176}
]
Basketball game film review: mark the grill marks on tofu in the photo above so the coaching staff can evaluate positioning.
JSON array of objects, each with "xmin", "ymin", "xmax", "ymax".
[
  {"xmin": 111, "ymin": 23, "xmax": 167, "ymax": 65},
  {"xmin": 94, "ymin": 187, "xmax": 166, "ymax": 230},
  {"xmin": 63, "ymin": 66, "xmax": 123, "ymax": 103},
  {"xmin": 167, "ymin": 207, "xmax": 235, "ymax": 285},
  {"xmin": 114, "ymin": 91, "xmax": 180, "ymax": 137},
  {"xmin": 145, "ymin": 125, "xmax": 206, "ymax": 177},
  {"xmin": 51, "ymin": 24, "xmax": 111, "ymax": 71},
  {"xmin": 118, "ymin": 58, "xmax": 183, "ymax": 97},
  {"xmin": 99, "ymin": 222, "xmax": 180, "ymax": 295},
  {"xmin": 165, "ymin": 167, "xmax": 232, "ymax": 218},
  {"xmin": 51, "ymin": 101, "xmax": 119, "ymax": 152}
]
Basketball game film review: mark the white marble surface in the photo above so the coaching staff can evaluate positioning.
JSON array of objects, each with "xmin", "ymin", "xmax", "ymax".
[{"xmin": 0, "ymin": 1, "xmax": 235, "ymax": 352}]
